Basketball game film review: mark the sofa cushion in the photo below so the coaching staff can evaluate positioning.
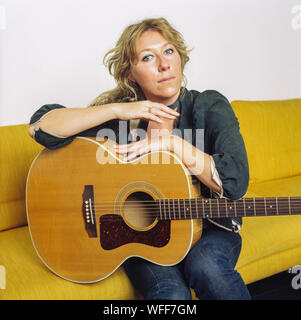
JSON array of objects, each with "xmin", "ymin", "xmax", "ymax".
[
  {"xmin": 231, "ymin": 98, "xmax": 301, "ymax": 184},
  {"xmin": 0, "ymin": 124, "xmax": 43, "ymax": 231},
  {"xmin": 0, "ymin": 226, "xmax": 140, "ymax": 300},
  {"xmin": 236, "ymin": 175, "xmax": 301, "ymax": 284}
]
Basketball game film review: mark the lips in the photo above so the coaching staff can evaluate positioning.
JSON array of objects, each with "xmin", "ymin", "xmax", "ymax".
[{"xmin": 158, "ymin": 76, "xmax": 175, "ymax": 83}]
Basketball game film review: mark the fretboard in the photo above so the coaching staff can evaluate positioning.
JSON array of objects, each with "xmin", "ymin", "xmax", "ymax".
[{"xmin": 156, "ymin": 197, "xmax": 301, "ymax": 220}]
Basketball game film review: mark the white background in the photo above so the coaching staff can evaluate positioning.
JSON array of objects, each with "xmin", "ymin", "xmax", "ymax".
[{"xmin": 0, "ymin": 0, "xmax": 300, "ymax": 126}]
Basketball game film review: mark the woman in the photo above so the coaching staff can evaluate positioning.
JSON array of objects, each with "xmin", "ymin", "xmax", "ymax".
[{"xmin": 28, "ymin": 17, "xmax": 251, "ymax": 300}]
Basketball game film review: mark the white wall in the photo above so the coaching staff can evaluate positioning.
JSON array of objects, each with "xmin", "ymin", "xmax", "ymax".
[{"xmin": 0, "ymin": 0, "xmax": 300, "ymax": 126}]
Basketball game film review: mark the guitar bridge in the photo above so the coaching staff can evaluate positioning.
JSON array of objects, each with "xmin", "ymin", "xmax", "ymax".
[{"xmin": 82, "ymin": 185, "xmax": 97, "ymax": 237}]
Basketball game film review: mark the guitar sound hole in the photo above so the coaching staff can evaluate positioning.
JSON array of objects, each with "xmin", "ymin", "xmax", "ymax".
[{"xmin": 124, "ymin": 192, "xmax": 157, "ymax": 229}]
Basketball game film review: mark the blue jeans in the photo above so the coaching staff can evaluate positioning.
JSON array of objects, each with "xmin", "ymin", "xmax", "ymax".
[{"xmin": 123, "ymin": 221, "xmax": 251, "ymax": 300}]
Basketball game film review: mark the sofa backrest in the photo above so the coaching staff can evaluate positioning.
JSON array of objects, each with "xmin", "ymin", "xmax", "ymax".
[
  {"xmin": 231, "ymin": 98, "xmax": 301, "ymax": 184},
  {"xmin": 0, "ymin": 124, "xmax": 43, "ymax": 231}
]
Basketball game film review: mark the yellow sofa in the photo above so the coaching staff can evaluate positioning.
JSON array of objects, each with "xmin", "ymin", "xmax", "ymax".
[{"xmin": 1, "ymin": 98, "xmax": 301, "ymax": 300}]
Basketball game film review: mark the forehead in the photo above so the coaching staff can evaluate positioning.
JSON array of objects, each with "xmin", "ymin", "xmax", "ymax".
[{"xmin": 135, "ymin": 29, "xmax": 169, "ymax": 53}]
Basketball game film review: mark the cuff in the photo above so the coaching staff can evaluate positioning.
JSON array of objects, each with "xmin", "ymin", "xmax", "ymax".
[{"xmin": 210, "ymin": 155, "xmax": 224, "ymax": 198}]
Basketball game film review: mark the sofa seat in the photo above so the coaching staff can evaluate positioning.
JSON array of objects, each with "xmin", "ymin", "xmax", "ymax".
[
  {"xmin": 0, "ymin": 226, "xmax": 140, "ymax": 300},
  {"xmin": 236, "ymin": 175, "xmax": 301, "ymax": 284}
]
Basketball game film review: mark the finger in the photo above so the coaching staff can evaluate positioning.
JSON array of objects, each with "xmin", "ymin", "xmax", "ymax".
[
  {"xmin": 114, "ymin": 141, "xmax": 141, "ymax": 154},
  {"xmin": 147, "ymin": 101, "xmax": 180, "ymax": 116},
  {"xmin": 125, "ymin": 146, "xmax": 150, "ymax": 161},
  {"xmin": 150, "ymin": 108, "xmax": 178, "ymax": 120},
  {"xmin": 124, "ymin": 152, "xmax": 138, "ymax": 161},
  {"xmin": 140, "ymin": 112, "xmax": 163, "ymax": 123},
  {"xmin": 113, "ymin": 144, "xmax": 131, "ymax": 154}
]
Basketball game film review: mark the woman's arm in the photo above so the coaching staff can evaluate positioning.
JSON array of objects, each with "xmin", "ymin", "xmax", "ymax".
[
  {"xmin": 28, "ymin": 104, "xmax": 115, "ymax": 138},
  {"xmin": 28, "ymin": 101, "xmax": 179, "ymax": 139},
  {"xmin": 170, "ymin": 135, "xmax": 222, "ymax": 194}
]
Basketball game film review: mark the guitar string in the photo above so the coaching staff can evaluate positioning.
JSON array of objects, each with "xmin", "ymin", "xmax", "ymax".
[
  {"xmin": 88, "ymin": 200, "xmax": 301, "ymax": 210},
  {"xmin": 82, "ymin": 201, "xmax": 301, "ymax": 221},
  {"xmin": 82, "ymin": 208, "xmax": 301, "ymax": 222},
  {"xmin": 89, "ymin": 201, "xmax": 301, "ymax": 209},
  {"xmin": 88, "ymin": 197, "xmax": 301, "ymax": 205},
  {"xmin": 89, "ymin": 197, "xmax": 301, "ymax": 202},
  {"xmin": 81, "ymin": 198, "xmax": 301, "ymax": 220},
  {"xmin": 87, "ymin": 209, "xmax": 301, "ymax": 222}
]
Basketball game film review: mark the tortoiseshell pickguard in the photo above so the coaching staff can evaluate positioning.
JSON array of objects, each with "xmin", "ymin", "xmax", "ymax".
[{"xmin": 99, "ymin": 214, "xmax": 170, "ymax": 250}]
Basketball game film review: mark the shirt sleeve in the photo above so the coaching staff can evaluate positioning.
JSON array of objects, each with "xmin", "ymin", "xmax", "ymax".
[
  {"xmin": 210, "ymin": 155, "xmax": 224, "ymax": 198},
  {"xmin": 29, "ymin": 104, "xmax": 76, "ymax": 150},
  {"xmin": 205, "ymin": 91, "xmax": 249, "ymax": 200}
]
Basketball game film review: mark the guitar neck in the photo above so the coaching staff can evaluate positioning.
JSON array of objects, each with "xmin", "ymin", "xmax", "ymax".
[{"xmin": 156, "ymin": 197, "xmax": 301, "ymax": 220}]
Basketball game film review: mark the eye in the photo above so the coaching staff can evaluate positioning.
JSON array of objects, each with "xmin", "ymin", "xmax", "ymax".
[
  {"xmin": 142, "ymin": 54, "xmax": 153, "ymax": 62},
  {"xmin": 164, "ymin": 48, "xmax": 174, "ymax": 55}
]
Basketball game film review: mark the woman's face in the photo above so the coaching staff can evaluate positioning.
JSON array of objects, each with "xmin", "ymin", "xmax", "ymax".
[{"xmin": 129, "ymin": 29, "xmax": 182, "ymax": 106}]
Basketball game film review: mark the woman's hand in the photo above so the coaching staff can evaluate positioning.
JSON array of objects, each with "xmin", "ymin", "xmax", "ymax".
[
  {"xmin": 113, "ymin": 134, "xmax": 174, "ymax": 161},
  {"xmin": 110, "ymin": 100, "xmax": 180, "ymax": 123}
]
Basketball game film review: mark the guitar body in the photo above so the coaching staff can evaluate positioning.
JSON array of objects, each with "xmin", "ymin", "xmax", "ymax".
[{"xmin": 26, "ymin": 137, "xmax": 202, "ymax": 283}]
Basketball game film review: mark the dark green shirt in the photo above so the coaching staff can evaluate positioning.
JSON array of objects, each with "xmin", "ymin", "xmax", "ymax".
[{"xmin": 30, "ymin": 88, "xmax": 249, "ymax": 231}]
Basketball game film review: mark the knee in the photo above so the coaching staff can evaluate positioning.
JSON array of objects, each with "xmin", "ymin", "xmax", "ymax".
[
  {"xmin": 184, "ymin": 252, "xmax": 250, "ymax": 300},
  {"xmin": 145, "ymin": 280, "xmax": 192, "ymax": 300}
]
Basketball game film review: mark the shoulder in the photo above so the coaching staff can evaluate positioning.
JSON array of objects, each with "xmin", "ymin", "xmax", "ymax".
[
  {"xmin": 188, "ymin": 89, "xmax": 231, "ymax": 110},
  {"xmin": 187, "ymin": 89, "xmax": 238, "ymax": 129}
]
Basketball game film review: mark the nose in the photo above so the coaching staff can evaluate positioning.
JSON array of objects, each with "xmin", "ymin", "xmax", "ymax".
[{"xmin": 158, "ymin": 55, "xmax": 170, "ymax": 72}]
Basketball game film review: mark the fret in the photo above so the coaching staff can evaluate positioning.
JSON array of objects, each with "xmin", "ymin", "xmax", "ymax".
[
  {"xmin": 209, "ymin": 199, "xmax": 212, "ymax": 218},
  {"xmin": 278, "ymin": 197, "xmax": 290, "ymax": 215},
  {"xmin": 163, "ymin": 199, "xmax": 167, "ymax": 220},
  {"xmin": 288, "ymin": 197, "xmax": 291, "ymax": 215},
  {"xmin": 210, "ymin": 199, "xmax": 218, "ymax": 219},
  {"xmin": 178, "ymin": 199, "xmax": 181, "ymax": 220},
  {"xmin": 227, "ymin": 202, "xmax": 233, "ymax": 216},
  {"xmin": 159, "ymin": 199, "xmax": 163, "ymax": 219},
  {"xmin": 183, "ymin": 199, "xmax": 186, "ymax": 219},
  {"xmin": 185, "ymin": 200, "xmax": 190, "ymax": 219},
  {"xmin": 253, "ymin": 198, "xmax": 256, "ymax": 216},
  {"xmin": 244, "ymin": 198, "xmax": 254, "ymax": 216},
  {"xmin": 173, "ymin": 199, "xmax": 176, "ymax": 220},
  {"xmin": 201, "ymin": 199, "xmax": 209, "ymax": 219},
  {"xmin": 205, "ymin": 199, "xmax": 211, "ymax": 218},
  {"xmin": 276, "ymin": 197, "xmax": 279, "ymax": 215},
  {"xmin": 264, "ymin": 197, "xmax": 267, "ymax": 216},
  {"xmin": 168, "ymin": 199, "xmax": 171, "ymax": 219},
  {"xmin": 217, "ymin": 198, "xmax": 220, "ymax": 218},
  {"xmin": 256, "ymin": 198, "xmax": 266, "ymax": 216},
  {"xmin": 291, "ymin": 197, "xmax": 299, "ymax": 215},
  {"xmin": 234, "ymin": 200, "xmax": 237, "ymax": 217},
  {"xmin": 189, "ymin": 198, "xmax": 192, "ymax": 219},
  {"xmin": 266, "ymin": 198, "xmax": 277, "ymax": 216},
  {"xmin": 195, "ymin": 198, "xmax": 199, "ymax": 219},
  {"xmin": 243, "ymin": 198, "xmax": 246, "ymax": 217},
  {"xmin": 225, "ymin": 198, "xmax": 228, "ymax": 217}
]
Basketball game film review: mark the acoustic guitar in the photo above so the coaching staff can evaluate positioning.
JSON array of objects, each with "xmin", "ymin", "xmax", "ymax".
[{"xmin": 26, "ymin": 137, "xmax": 301, "ymax": 283}]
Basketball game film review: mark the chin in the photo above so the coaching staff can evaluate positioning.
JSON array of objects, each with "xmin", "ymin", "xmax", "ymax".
[
  {"xmin": 161, "ymin": 87, "xmax": 181, "ymax": 98},
  {"xmin": 145, "ymin": 86, "xmax": 181, "ymax": 103}
]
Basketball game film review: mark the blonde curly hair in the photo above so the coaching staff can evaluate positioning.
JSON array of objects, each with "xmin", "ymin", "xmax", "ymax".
[{"xmin": 88, "ymin": 17, "xmax": 191, "ymax": 107}]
